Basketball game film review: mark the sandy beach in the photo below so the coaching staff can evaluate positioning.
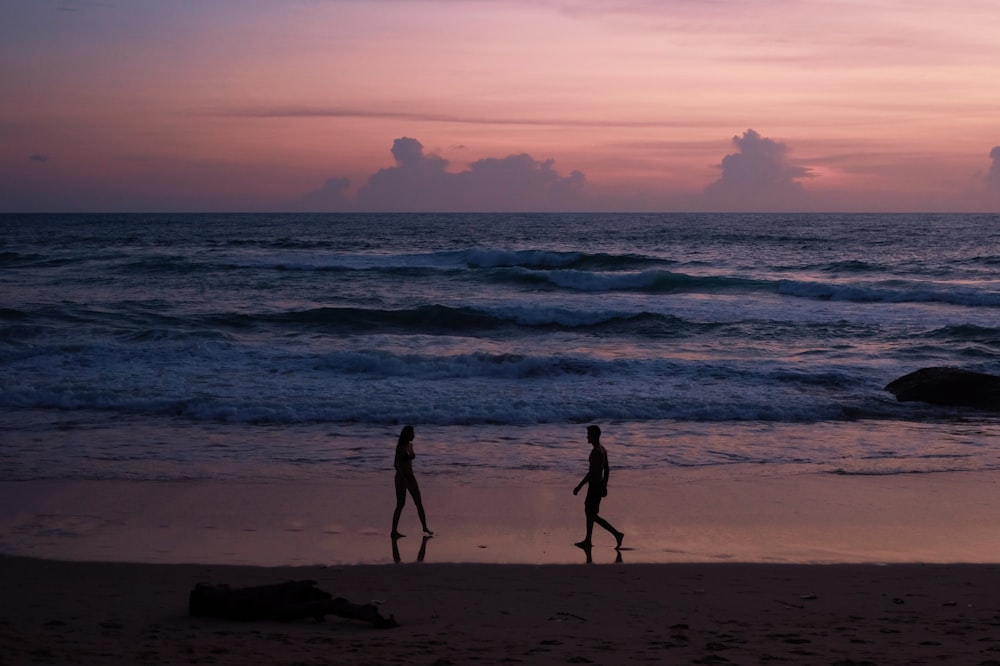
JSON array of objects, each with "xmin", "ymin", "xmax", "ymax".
[
  {"xmin": 5, "ymin": 469, "xmax": 1000, "ymax": 566},
  {"xmin": 5, "ymin": 555, "xmax": 1000, "ymax": 665},
  {"xmin": 4, "ymin": 469, "xmax": 1000, "ymax": 664}
]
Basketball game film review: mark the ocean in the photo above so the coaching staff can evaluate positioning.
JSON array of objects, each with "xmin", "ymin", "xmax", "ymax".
[{"xmin": 2, "ymin": 212, "xmax": 999, "ymax": 482}]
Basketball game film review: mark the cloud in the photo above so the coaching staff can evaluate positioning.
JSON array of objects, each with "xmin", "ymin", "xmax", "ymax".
[
  {"xmin": 29, "ymin": 154, "xmax": 49, "ymax": 163},
  {"xmin": 353, "ymin": 138, "xmax": 452, "ymax": 210},
  {"xmin": 297, "ymin": 131, "xmax": 825, "ymax": 213},
  {"xmin": 300, "ymin": 137, "xmax": 587, "ymax": 212},
  {"xmin": 296, "ymin": 177, "xmax": 350, "ymax": 210},
  {"xmin": 224, "ymin": 105, "xmax": 701, "ymax": 129},
  {"xmin": 703, "ymin": 129, "xmax": 812, "ymax": 211},
  {"xmin": 987, "ymin": 146, "xmax": 1000, "ymax": 194},
  {"xmin": 452, "ymin": 154, "xmax": 586, "ymax": 211}
]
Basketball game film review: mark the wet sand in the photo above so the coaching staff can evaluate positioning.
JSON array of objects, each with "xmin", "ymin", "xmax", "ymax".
[{"xmin": 4, "ymin": 469, "xmax": 1000, "ymax": 565}]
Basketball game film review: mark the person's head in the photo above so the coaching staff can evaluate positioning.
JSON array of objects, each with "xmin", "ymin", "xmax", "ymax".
[
  {"xmin": 398, "ymin": 425, "xmax": 414, "ymax": 445},
  {"xmin": 586, "ymin": 425, "xmax": 601, "ymax": 443}
]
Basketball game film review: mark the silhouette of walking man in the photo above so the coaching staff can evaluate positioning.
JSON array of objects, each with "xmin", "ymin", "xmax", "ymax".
[
  {"xmin": 573, "ymin": 425, "xmax": 624, "ymax": 550},
  {"xmin": 391, "ymin": 425, "xmax": 433, "ymax": 538}
]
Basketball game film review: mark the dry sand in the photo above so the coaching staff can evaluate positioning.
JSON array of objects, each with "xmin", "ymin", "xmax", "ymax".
[
  {"xmin": 5, "ymin": 555, "xmax": 1000, "ymax": 665},
  {"xmin": 4, "ymin": 469, "xmax": 1000, "ymax": 664}
]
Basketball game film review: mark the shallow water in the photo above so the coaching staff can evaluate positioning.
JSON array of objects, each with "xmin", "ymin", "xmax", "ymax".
[{"xmin": 3, "ymin": 410, "xmax": 999, "ymax": 483}]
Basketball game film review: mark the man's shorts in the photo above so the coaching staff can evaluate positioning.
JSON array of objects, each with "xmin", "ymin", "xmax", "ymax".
[{"xmin": 584, "ymin": 489, "xmax": 604, "ymax": 514}]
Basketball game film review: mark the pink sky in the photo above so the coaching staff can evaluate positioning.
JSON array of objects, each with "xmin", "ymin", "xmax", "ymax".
[{"xmin": 3, "ymin": 0, "xmax": 1000, "ymax": 212}]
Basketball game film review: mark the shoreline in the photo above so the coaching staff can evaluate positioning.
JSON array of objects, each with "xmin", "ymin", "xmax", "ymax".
[
  {"xmin": 4, "ymin": 467, "xmax": 1000, "ymax": 567},
  {"xmin": 5, "ymin": 555, "xmax": 1000, "ymax": 664}
]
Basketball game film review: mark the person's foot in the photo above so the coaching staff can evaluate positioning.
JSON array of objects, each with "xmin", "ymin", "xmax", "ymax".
[
  {"xmin": 615, "ymin": 531, "xmax": 624, "ymax": 550},
  {"xmin": 391, "ymin": 531, "xmax": 405, "ymax": 538},
  {"xmin": 423, "ymin": 527, "xmax": 434, "ymax": 536},
  {"xmin": 574, "ymin": 540, "xmax": 592, "ymax": 549}
]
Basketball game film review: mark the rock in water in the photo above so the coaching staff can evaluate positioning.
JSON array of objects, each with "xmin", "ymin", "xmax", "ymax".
[{"xmin": 884, "ymin": 367, "xmax": 1000, "ymax": 409}]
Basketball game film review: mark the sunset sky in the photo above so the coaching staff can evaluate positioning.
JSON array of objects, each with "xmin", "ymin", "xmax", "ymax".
[{"xmin": 3, "ymin": 0, "xmax": 1000, "ymax": 212}]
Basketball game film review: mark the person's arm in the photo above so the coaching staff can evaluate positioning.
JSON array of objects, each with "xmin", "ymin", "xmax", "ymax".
[
  {"xmin": 599, "ymin": 449, "xmax": 610, "ymax": 496},
  {"xmin": 573, "ymin": 472, "xmax": 589, "ymax": 495}
]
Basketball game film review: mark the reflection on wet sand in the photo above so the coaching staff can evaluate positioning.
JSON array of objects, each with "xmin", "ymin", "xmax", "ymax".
[{"xmin": 392, "ymin": 534, "xmax": 431, "ymax": 563}]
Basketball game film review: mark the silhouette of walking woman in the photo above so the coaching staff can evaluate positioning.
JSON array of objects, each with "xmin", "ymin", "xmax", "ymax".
[{"xmin": 391, "ymin": 425, "xmax": 432, "ymax": 538}]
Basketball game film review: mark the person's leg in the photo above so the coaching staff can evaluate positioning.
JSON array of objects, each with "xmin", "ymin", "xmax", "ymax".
[
  {"xmin": 406, "ymin": 476, "xmax": 433, "ymax": 534},
  {"xmin": 594, "ymin": 514, "xmax": 624, "ymax": 549},
  {"xmin": 391, "ymin": 474, "xmax": 407, "ymax": 537},
  {"xmin": 577, "ymin": 499, "xmax": 598, "ymax": 547}
]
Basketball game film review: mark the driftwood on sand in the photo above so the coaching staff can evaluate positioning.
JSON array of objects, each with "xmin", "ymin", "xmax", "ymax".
[
  {"xmin": 188, "ymin": 579, "xmax": 398, "ymax": 628},
  {"xmin": 884, "ymin": 367, "xmax": 1000, "ymax": 410}
]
